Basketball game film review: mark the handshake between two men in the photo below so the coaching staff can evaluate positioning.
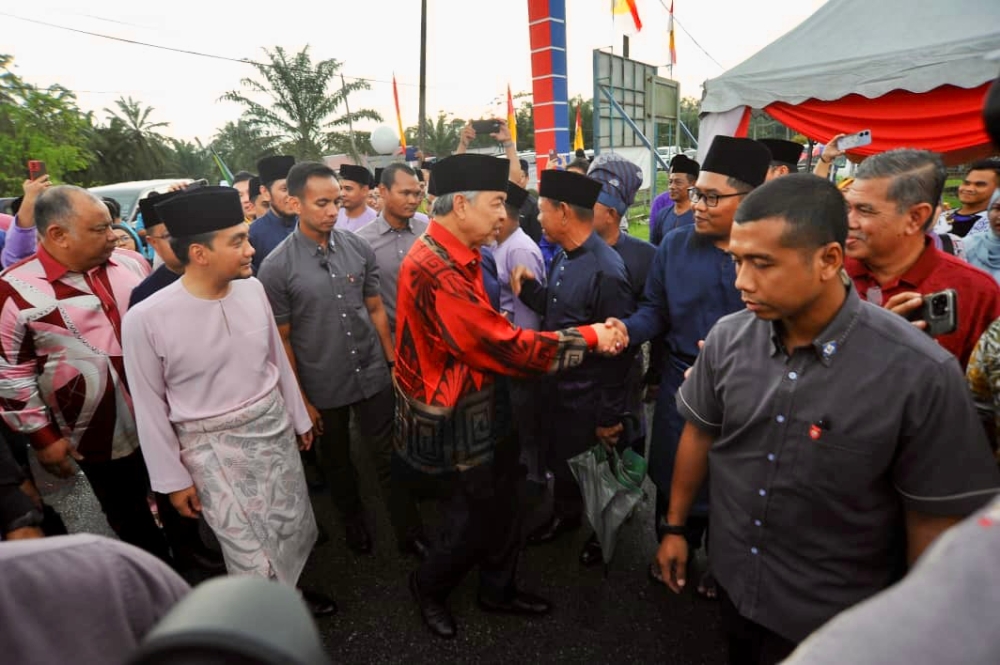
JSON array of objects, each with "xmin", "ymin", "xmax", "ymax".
[{"xmin": 509, "ymin": 265, "xmax": 630, "ymax": 357}]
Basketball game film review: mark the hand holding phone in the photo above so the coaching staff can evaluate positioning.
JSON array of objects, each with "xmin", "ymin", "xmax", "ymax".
[
  {"xmin": 27, "ymin": 160, "xmax": 47, "ymax": 180},
  {"xmin": 836, "ymin": 130, "xmax": 872, "ymax": 151},
  {"xmin": 471, "ymin": 119, "xmax": 501, "ymax": 135}
]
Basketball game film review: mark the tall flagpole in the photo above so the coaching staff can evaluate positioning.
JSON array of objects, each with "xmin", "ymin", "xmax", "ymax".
[{"xmin": 418, "ymin": 0, "xmax": 428, "ymax": 155}]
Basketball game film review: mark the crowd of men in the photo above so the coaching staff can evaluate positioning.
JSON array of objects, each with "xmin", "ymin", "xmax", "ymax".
[{"xmin": 2, "ymin": 81, "xmax": 1000, "ymax": 664}]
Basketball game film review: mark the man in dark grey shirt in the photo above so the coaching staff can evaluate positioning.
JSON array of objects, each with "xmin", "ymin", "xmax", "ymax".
[
  {"xmin": 355, "ymin": 163, "xmax": 429, "ymax": 336},
  {"xmin": 259, "ymin": 162, "xmax": 423, "ymax": 557},
  {"xmin": 657, "ymin": 174, "xmax": 1000, "ymax": 665}
]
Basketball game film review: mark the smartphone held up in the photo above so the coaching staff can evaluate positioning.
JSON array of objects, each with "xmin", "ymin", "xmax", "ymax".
[
  {"xmin": 836, "ymin": 130, "xmax": 872, "ymax": 151},
  {"xmin": 28, "ymin": 160, "xmax": 47, "ymax": 180}
]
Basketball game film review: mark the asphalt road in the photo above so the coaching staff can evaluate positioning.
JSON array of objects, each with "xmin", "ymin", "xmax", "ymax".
[{"xmin": 38, "ymin": 436, "xmax": 727, "ymax": 665}]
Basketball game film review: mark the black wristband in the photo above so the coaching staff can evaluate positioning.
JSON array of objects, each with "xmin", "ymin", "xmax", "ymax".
[{"xmin": 659, "ymin": 516, "xmax": 686, "ymax": 536}]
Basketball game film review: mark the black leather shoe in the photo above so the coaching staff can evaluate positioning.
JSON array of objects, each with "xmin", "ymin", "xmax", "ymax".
[
  {"xmin": 409, "ymin": 572, "xmax": 456, "ymax": 639},
  {"xmin": 399, "ymin": 535, "xmax": 431, "ymax": 561},
  {"xmin": 477, "ymin": 590, "xmax": 552, "ymax": 616},
  {"xmin": 527, "ymin": 515, "xmax": 581, "ymax": 546},
  {"xmin": 299, "ymin": 587, "xmax": 338, "ymax": 617},
  {"xmin": 579, "ymin": 532, "xmax": 603, "ymax": 567},
  {"xmin": 345, "ymin": 515, "xmax": 372, "ymax": 554}
]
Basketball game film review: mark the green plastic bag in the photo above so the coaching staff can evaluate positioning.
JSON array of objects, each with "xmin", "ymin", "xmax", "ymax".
[{"xmin": 568, "ymin": 445, "xmax": 648, "ymax": 565}]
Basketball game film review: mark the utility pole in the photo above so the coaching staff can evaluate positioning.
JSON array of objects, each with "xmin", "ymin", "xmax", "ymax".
[{"xmin": 418, "ymin": 0, "xmax": 428, "ymax": 155}]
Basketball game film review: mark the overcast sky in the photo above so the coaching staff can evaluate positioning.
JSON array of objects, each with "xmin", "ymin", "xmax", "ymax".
[{"xmin": 2, "ymin": 0, "xmax": 827, "ymax": 144}]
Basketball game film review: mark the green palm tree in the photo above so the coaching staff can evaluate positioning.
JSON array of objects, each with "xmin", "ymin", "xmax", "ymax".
[
  {"xmin": 104, "ymin": 96, "xmax": 171, "ymax": 178},
  {"xmin": 405, "ymin": 112, "xmax": 466, "ymax": 158},
  {"xmin": 222, "ymin": 46, "xmax": 382, "ymax": 162}
]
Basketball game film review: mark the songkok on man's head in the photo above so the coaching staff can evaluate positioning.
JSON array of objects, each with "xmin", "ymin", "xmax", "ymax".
[
  {"xmin": 428, "ymin": 154, "xmax": 509, "ymax": 197},
  {"xmin": 155, "ymin": 186, "xmax": 245, "ymax": 238},
  {"xmin": 539, "ymin": 169, "xmax": 603, "ymax": 210},
  {"xmin": 339, "ymin": 164, "xmax": 372, "ymax": 187},
  {"xmin": 257, "ymin": 156, "xmax": 295, "ymax": 187},
  {"xmin": 506, "ymin": 182, "xmax": 529, "ymax": 210},
  {"xmin": 759, "ymin": 138, "xmax": 804, "ymax": 171},
  {"xmin": 701, "ymin": 136, "xmax": 772, "ymax": 188},
  {"xmin": 669, "ymin": 154, "xmax": 700, "ymax": 178},
  {"xmin": 138, "ymin": 190, "xmax": 184, "ymax": 228},
  {"xmin": 587, "ymin": 153, "xmax": 643, "ymax": 215},
  {"xmin": 247, "ymin": 176, "xmax": 262, "ymax": 201}
]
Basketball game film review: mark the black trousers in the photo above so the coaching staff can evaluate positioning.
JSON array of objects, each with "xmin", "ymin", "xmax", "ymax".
[
  {"xmin": 77, "ymin": 449, "xmax": 172, "ymax": 564},
  {"xmin": 317, "ymin": 387, "xmax": 421, "ymax": 542},
  {"xmin": 547, "ymin": 391, "xmax": 599, "ymax": 521},
  {"xmin": 401, "ymin": 434, "xmax": 524, "ymax": 602},
  {"xmin": 719, "ymin": 586, "xmax": 798, "ymax": 665}
]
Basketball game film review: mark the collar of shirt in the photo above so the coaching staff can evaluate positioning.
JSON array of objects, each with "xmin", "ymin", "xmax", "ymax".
[
  {"xmin": 37, "ymin": 244, "xmax": 118, "ymax": 283},
  {"xmin": 845, "ymin": 236, "xmax": 939, "ymax": 292},
  {"xmin": 564, "ymin": 231, "xmax": 601, "ymax": 258},
  {"xmin": 426, "ymin": 220, "xmax": 481, "ymax": 272},
  {"xmin": 293, "ymin": 228, "xmax": 338, "ymax": 256},
  {"xmin": 768, "ymin": 280, "xmax": 862, "ymax": 367},
  {"xmin": 374, "ymin": 213, "xmax": 416, "ymax": 235}
]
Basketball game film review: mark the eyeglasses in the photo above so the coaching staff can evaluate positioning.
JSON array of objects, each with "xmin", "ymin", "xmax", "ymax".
[
  {"xmin": 114, "ymin": 236, "xmax": 131, "ymax": 246},
  {"xmin": 688, "ymin": 187, "xmax": 746, "ymax": 208},
  {"xmin": 147, "ymin": 232, "xmax": 171, "ymax": 241}
]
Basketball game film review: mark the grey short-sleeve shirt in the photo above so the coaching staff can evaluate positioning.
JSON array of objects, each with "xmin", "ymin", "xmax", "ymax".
[
  {"xmin": 677, "ymin": 284, "xmax": 1000, "ymax": 643},
  {"xmin": 258, "ymin": 229, "xmax": 390, "ymax": 410},
  {"xmin": 355, "ymin": 214, "xmax": 429, "ymax": 335}
]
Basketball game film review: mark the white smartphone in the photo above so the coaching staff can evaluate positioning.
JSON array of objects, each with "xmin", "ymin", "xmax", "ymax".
[{"xmin": 837, "ymin": 129, "xmax": 872, "ymax": 151}]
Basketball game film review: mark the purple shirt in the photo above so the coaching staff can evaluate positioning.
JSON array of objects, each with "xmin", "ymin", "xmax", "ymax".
[
  {"xmin": 1, "ymin": 220, "xmax": 37, "ymax": 268},
  {"xmin": 494, "ymin": 228, "xmax": 545, "ymax": 331},
  {"xmin": 648, "ymin": 191, "xmax": 675, "ymax": 227},
  {"xmin": 336, "ymin": 205, "xmax": 378, "ymax": 233}
]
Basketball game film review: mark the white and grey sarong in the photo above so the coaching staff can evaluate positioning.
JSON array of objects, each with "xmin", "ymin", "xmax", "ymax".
[{"xmin": 175, "ymin": 389, "xmax": 317, "ymax": 586}]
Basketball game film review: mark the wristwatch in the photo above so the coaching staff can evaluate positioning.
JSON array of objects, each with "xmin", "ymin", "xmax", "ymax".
[{"xmin": 659, "ymin": 516, "xmax": 686, "ymax": 536}]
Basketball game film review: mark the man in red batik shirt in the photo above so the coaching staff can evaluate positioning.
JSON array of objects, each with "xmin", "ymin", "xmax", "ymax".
[{"xmin": 393, "ymin": 153, "xmax": 623, "ymax": 640}]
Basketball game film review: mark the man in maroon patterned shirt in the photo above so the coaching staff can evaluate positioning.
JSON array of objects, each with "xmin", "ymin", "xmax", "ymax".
[
  {"xmin": 0, "ymin": 186, "xmax": 170, "ymax": 562},
  {"xmin": 394, "ymin": 154, "xmax": 623, "ymax": 639}
]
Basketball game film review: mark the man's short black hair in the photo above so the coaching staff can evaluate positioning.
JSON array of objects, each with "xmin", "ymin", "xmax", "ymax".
[
  {"xmin": 169, "ymin": 231, "xmax": 218, "ymax": 267},
  {"xmin": 286, "ymin": 162, "xmax": 337, "ymax": 198},
  {"xmin": 232, "ymin": 171, "xmax": 254, "ymax": 185},
  {"xmin": 735, "ymin": 173, "xmax": 847, "ymax": 251},
  {"xmin": 381, "ymin": 163, "xmax": 419, "ymax": 189},
  {"xmin": 102, "ymin": 197, "xmax": 121, "ymax": 221},
  {"xmin": 967, "ymin": 159, "xmax": 1000, "ymax": 183}
]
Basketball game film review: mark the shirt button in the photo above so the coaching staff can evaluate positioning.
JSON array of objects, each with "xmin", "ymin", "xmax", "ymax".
[
  {"xmin": 758, "ymin": 489, "xmax": 766, "ymax": 497},
  {"xmin": 337, "ymin": 294, "xmax": 343, "ymax": 299},
  {"xmin": 355, "ymin": 368, "xmax": 360, "ymax": 373},
  {"xmin": 788, "ymin": 371, "xmax": 798, "ymax": 380},
  {"xmin": 556, "ymin": 281, "xmax": 562, "ymax": 286},
  {"xmin": 560, "ymin": 266, "xmax": 565, "ymax": 271},
  {"xmin": 751, "ymin": 547, "xmax": 759, "ymax": 555},
  {"xmin": 552, "ymin": 297, "xmax": 558, "ymax": 302},
  {"xmin": 346, "ymin": 331, "xmax": 352, "ymax": 336},
  {"xmin": 767, "ymin": 453, "xmax": 776, "ymax": 462},
  {"xmin": 754, "ymin": 519, "xmax": 762, "ymax": 527},
  {"xmin": 342, "ymin": 313, "xmax": 347, "ymax": 318},
  {"xmin": 351, "ymin": 350, "xmax": 357, "ymax": 354},
  {"xmin": 775, "ymin": 415, "xmax": 785, "ymax": 423}
]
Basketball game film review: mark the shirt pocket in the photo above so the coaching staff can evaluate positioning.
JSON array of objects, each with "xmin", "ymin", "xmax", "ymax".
[
  {"xmin": 332, "ymin": 275, "xmax": 365, "ymax": 308},
  {"xmin": 788, "ymin": 421, "xmax": 880, "ymax": 508}
]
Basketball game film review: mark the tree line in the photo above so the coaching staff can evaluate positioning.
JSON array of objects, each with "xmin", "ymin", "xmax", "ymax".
[{"xmin": 1, "ymin": 46, "xmax": 710, "ymax": 197}]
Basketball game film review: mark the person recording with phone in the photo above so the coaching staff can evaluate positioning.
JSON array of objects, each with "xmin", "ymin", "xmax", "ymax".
[
  {"xmin": 1, "ymin": 164, "xmax": 52, "ymax": 268},
  {"xmin": 843, "ymin": 149, "xmax": 1000, "ymax": 367}
]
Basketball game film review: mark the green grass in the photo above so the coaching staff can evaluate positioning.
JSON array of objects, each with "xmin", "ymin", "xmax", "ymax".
[
  {"xmin": 943, "ymin": 177, "xmax": 962, "ymax": 210},
  {"xmin": 626, "ymin": 171, "xmax": 668, "ymax": 241}
]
